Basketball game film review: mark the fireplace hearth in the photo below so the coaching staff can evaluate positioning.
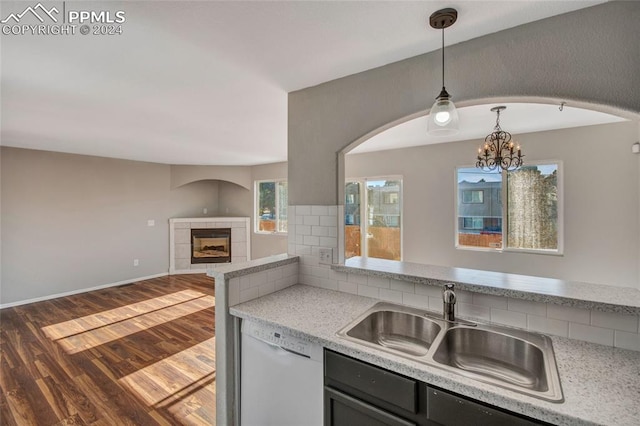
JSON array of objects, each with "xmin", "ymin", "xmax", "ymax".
[{"xmin": 191, "ymin": 228, "xmax": 231, "ymax": 264}]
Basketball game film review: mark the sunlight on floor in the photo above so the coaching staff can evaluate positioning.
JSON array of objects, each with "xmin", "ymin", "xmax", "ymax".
[
  {"xmin": 119, "ymin": 337, "xmax": 216, "ymax": 424},
  {"xmin": 119, "ymin": 337, "xmax": 215, "ymax": 406},
  {"xmin": 41, "ymin": 290, "xmax": 215, "ymax": 354}
]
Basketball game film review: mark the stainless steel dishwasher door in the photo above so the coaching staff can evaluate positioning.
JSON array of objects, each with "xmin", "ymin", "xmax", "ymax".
[{"xmin": 240, "ymin": 320, "xmax": 323, "ymax": 426}]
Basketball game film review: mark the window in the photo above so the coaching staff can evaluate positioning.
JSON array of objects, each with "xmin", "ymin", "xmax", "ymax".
[
  {"xmin": 255, "ymin": 180, "xmax": 287, "ymax": 233},
  {"xmin": 345, "ymin": 178, "xmax": 402, "ymax": 261},
  {"xmin": 462, "ymin": 217, "xmax": 484, "ymax": 230},
  {"xmin": 456, "ymin": 163, "xmax": 561, "ymax": 253},
  {"xmin": 462, "ymin": 190, "xmax": 484, "ymax": 204},
  {"xmin": 383, "ymin": 192, "xmax": 399, "ymax": 204}
]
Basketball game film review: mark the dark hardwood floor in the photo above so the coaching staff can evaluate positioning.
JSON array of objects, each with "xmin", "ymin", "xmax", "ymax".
[{"xmin": 0, "ymin": 274, "xmax": 216, "ymax": 425}]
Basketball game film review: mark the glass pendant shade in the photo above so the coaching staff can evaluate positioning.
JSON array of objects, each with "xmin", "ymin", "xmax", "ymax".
[{"xmin": 428, "ymin": 90, "xmax": 459, "ymax": 134}]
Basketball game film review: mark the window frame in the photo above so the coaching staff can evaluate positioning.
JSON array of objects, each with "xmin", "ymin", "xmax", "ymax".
[
  {"xmin": 345, "ymin": 175, "xmax": 404, "ymax": 261},
  {"xmin": 454, "ymin": 161, "xmax": 563, "ymax": 255},
  {"xmin": 254, "ymin": 179, "xmax": 288, "ymax": 235},
  {"xmin": 462, "ymin": 189, "xmax": 484, "ymax": 204}
]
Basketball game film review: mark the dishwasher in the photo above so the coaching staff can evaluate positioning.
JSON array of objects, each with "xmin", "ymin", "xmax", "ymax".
[{"xmin": 240, "ymin": 320, "xmax": 323, "ymax": 426}]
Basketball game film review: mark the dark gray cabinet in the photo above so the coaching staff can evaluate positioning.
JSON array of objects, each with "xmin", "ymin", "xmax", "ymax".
[
  {"xmin": 324, "ymin": 349, "xmax": 545, "ymax": 426},
  {"xmin": 325, "ymin": 387, "xmax": 416, "ymax": 426}
]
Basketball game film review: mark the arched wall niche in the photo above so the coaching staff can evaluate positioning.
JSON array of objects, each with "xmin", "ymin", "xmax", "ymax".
[{"xmin": 170, "ymin": 164, "xmax": 252, "ymax": 190}]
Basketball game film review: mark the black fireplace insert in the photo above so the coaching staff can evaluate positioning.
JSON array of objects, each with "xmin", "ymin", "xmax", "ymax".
[{"xmin": 191, "ymin": 228, "xmax": 231, "ymax": 264}]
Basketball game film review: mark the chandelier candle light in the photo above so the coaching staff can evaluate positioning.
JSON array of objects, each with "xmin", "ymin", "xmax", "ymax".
[
  {"xmin": 476, "ymin": 106, "xmax": 524, "ymax": 171},
  {"xmin": 427, "ymin": 8, "xmax": 459, "ymax": 135}
]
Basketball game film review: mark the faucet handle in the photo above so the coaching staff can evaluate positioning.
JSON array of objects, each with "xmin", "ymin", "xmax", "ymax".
[{"xmin": 442, "ymin": 283, "xmax": 456, "ymax": 303}]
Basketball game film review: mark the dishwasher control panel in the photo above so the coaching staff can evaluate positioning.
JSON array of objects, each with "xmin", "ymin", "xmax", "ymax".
[{"xmin": 242, "ymin": 320, "xmax": 321, "ymax": 359}]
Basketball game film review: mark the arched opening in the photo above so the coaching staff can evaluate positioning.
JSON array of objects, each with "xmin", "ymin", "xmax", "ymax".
[{"xmin": 338, "ymin": 100, "xmax": 637, "ymax": 287}]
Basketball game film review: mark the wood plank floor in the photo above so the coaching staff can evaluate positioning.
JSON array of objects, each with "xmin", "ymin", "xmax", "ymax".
[{"xmin": 0, "ymin": 274, "xmax": 216, "ymax": 425}]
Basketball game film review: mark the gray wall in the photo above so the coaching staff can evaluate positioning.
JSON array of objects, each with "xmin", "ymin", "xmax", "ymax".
[
  {"xmin": 289, "ymin": 1, "xmax": 640, "ymax": 205},
  {"xmin": 287, "ymin": 1, "xmax": 640, "ymax": 289},
  {"xmin": 346, "ymin": 121, "xmax": 639, "ymax": 287},
  {"xmin": 0, "ymin": 147, "xmax": 287, "ymax": 305}
]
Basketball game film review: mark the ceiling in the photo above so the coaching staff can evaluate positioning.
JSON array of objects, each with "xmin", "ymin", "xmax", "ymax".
[
  {"xmin": 351, "ymin": 103, "xmax": 625, "ymax": 154},
  {"xmin": 0, "ymin": 1, "xmax": 614, "ymax": 166}
]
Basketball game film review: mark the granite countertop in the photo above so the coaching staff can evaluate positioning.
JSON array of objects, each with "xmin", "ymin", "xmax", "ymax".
[
  {"xmin": 334, "ymin": 257, "xmax": 640, "ymax": 314},
  {"xmin": 230, "ymin": 284, "xmax": 640, "ymax": 426}
]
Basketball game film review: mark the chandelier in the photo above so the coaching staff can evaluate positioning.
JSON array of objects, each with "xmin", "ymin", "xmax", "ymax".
[
  {"xmin": 427, "ymin": 8, "xmax": 459, "ymax": 135},
  {"xmin": 476, "ymin": 106, "xmax": 523, "ymax": 171}
]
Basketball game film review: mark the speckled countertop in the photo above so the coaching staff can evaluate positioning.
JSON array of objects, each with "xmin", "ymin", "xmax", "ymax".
[
  {"xmin": 230, "ymin": 284, "xmax": 640, "ymax": 426},
  {"xmin": 334, "ymin": 257, "xmax": 640, "ymax": 314}
]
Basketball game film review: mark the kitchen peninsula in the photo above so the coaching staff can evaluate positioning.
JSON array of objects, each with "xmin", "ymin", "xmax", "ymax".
[{"xmin": 210, "ymin": 255, "xmax": 640, "ymax": 425}]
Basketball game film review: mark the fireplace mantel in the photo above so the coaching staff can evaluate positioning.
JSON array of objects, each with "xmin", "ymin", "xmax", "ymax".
[{"xmin": 169, "ymin": 217, "xmax": 250, "ymax": 274}]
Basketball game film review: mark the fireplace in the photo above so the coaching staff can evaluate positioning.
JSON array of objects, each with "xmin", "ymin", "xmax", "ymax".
[{"xmin": 191, "ymin": 228, "xmax": 231, "ymax": 264}]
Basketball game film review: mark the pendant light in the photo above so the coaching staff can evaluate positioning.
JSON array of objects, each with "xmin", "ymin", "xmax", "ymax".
[{"xmin": 428, "ymin": 8, "xmax": 459, "ymax": 135}]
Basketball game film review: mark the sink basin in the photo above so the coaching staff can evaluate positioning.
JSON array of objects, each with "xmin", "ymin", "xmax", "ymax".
[
  {"xmin": 344, "ymin": 310, "xmax": 442, "ymax": 356},
  {"xmin": 337, "ymin": 302, "xmax": 563, "ymax": 402},
  {"xmin": 431, "ymin": 326, "xmax": 563, "ymax": 401},
  {"xmin": 337, "ymin": 303, "xmax": 444, "ymax": 357}
]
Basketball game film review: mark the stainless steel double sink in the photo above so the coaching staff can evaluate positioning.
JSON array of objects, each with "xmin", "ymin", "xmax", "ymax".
[{"xmin": 337, "ymin": 302, "xmax": 564, "ymax": 402}]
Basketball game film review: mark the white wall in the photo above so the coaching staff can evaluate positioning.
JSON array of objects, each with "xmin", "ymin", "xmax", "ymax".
[{"xmin": 346, "ymin": 121, "xmax": 639, "ymax": 288}]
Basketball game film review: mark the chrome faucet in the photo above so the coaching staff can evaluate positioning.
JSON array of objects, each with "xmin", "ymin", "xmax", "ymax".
[{"xmin": 442, "ymin": 283, "xmax": 456, "ymax": 321}]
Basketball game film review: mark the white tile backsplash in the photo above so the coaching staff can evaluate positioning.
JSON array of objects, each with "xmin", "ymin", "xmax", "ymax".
[
  {"xmin": 527, "ymin": 315, "xmax": 569, "ymax": 337},
  {"xmin": 569, "ymin": 323, "xmax": 614, "ymax": 346},
  {"xmin": 428, "ymin": 296, "xmax": 444, "ymax": 314},
  {"xmin": 347, "ymin": 273, "xmax": 368, "ymax": 285},
  {"xmin": 258, "ymin": 281, "xmax": 276, "ymax": 297},
  {"xmin": 491, "ymin": 308, "xmax": 527, "ymax": 329},
  {"xmin": 303, "ymin": 215, "xmax": 319, "ymax": 226},
  {"xmin": 379, "ymin": 289, "xmax": 403, "ymax": 304},
  {"xmin": 415, "ymin": 284, "xmax": 441, "ymax": 298},
  {"xmin": 338, "ymin": 280, "xmax": 358, "ymax": 295},
  {"xmin": 402, "ymin": 293, "xmax": 430, "ymax": 310},
  {"xmin": 366, "ymin": 276, "xmax": 390, "ymax": 289},
  {"xmin": 473, "ymin": 293, "xmax": 508, "ymax": 310},
  {"xmin": 591, "ymin": 311, "xmax": 639, "ymax": 333},
  {"xmin": 239, "ymin": 286, "xmax": 259, "ymax": 304},
  {"xmin": 228, "ymin": 278, "xmax": 240, "ymax": 306},
  {"xmin": 287, "ymin": 205, "xmax": 640, "ymax": 351},
  {"xmin": 547, "ymin": 304, "xmax": 590, "ymax": 324},
  {"xmin": 507, "ymin": 298, "xmax": 547, "ymax": 317},
  {"xmin": 229, "ymin": 262, "xmax": 298, "ymax": 307},
  {"xmin": 357, "ymin": 285, "xmax": 380, "ymax": 298},
  {"xmin": 454, "ymin": 289, "xmax": 473, "ymax": 303},
  {"xmin": 311, "ymin": 205, "xmax": 328, "ymax": 216},
  {"xmin": 458, "ymin": 302, "xmax": 491, "ymax": 322},
  {"xmin": 614, "ymin": 331, "xmax": 640, "ymax": 351},
  {"xmin": 239, "ymin": 275, "xmax": 253, "ymax": 291},
  {"xmin": 390, "ymin": 279, "xmax": 414, "ymax": 293},
  {"xmin": 312, "ymin": 226, "xmax": 328, "ymax": 237}
]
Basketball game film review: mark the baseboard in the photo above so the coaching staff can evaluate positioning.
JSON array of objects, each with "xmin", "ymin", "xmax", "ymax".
[
  {"xmin": 0, "ymin": 272, "xmax": 169, "ymax": 309},
  {"xmin": 171, "ymin": 269, "xmax": 208, "ymax": 275}
]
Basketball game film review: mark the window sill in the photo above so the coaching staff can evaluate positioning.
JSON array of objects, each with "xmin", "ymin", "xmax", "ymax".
[{"xmin": 455, "ymin": 245, "xmax": 563, "ymax": 256}]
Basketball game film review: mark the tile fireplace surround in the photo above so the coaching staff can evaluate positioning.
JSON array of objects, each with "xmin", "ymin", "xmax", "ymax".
[{"xmin": 169, "ymin": 217, "xmax": 250, "ymax": 274}]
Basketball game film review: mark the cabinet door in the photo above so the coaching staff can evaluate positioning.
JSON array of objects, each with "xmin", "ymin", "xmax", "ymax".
[
  {"xmin": 427, "ymin": 387, "xmax": 542, "ymax": 426},
  {"xmin": 325, "ymin": 387, "xmax": 417, "ymax": 426},
  {"xmin": 324, "ymin": 349, "xmax": 418, "ymax": 414}
]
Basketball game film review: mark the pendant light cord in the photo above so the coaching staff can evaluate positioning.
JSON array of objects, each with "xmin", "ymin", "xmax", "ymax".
[{"xmin": 441, "ymin": 27, "xmax": 445, "ymax": 89}]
